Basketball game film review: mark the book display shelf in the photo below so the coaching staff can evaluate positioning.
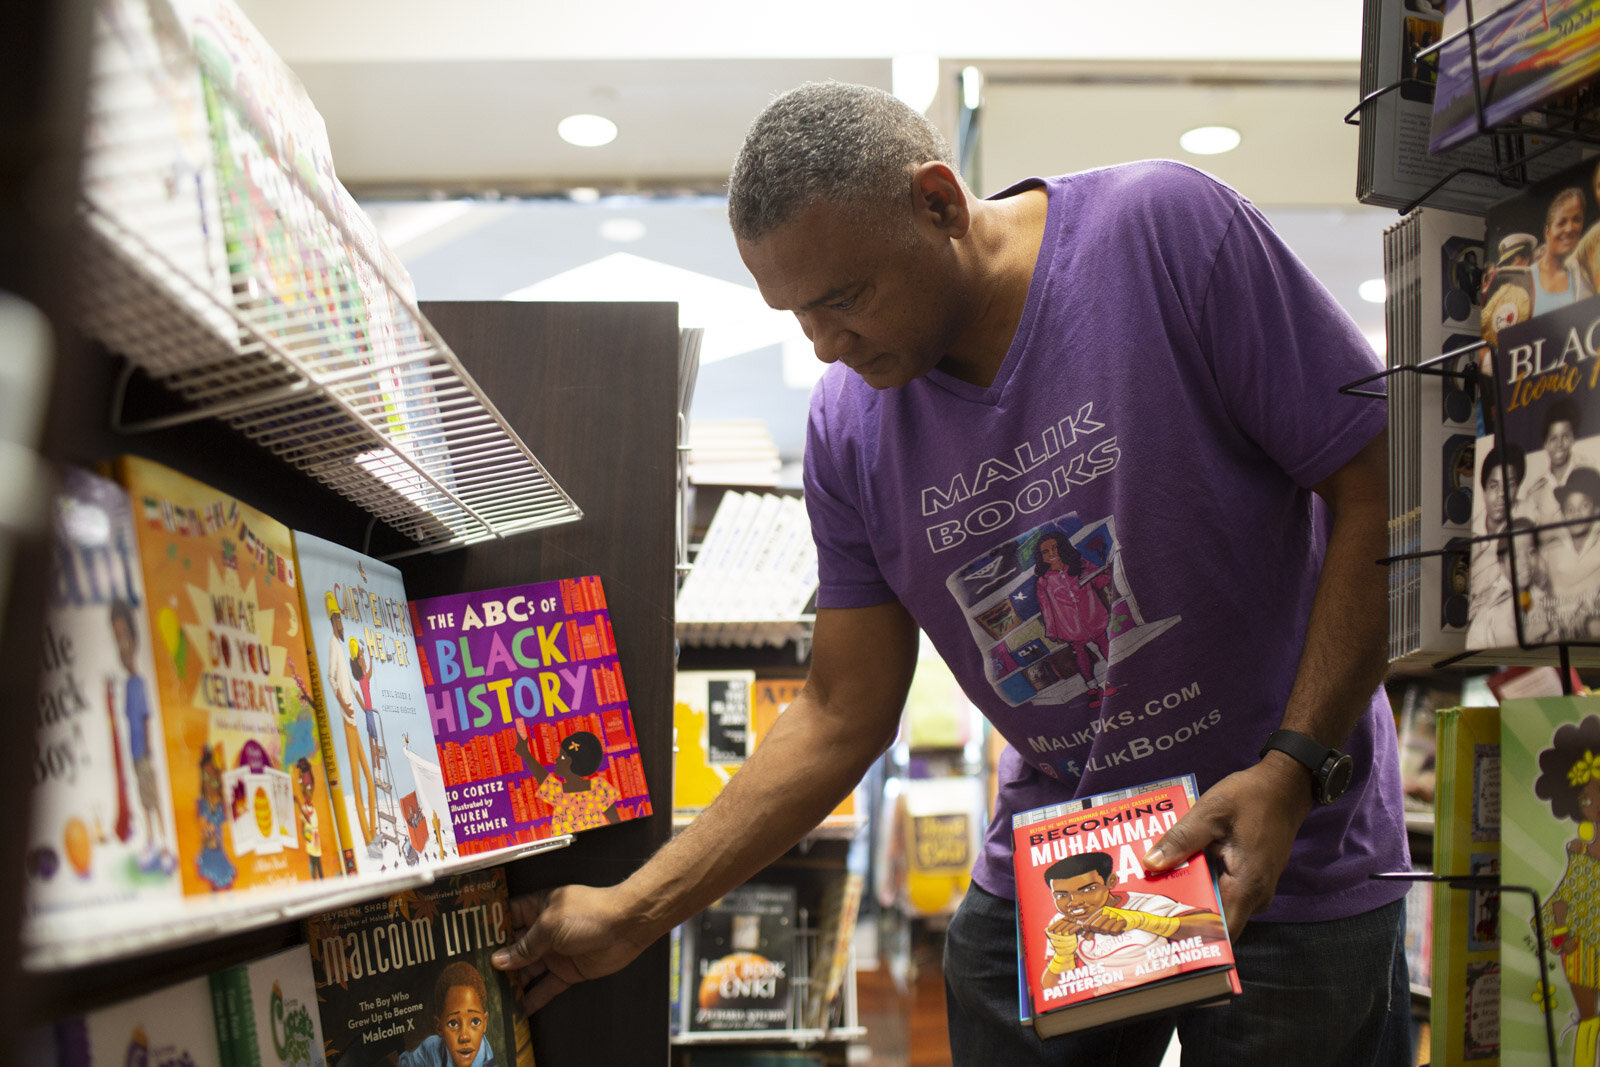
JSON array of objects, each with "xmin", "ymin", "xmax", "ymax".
[
  {"xmin": 3, "ymin": 2, "xmax": 677, "ymax": 1064},
  {"xmin": 1350, "ymin": 4, "xmax": 1600, "ymax": 1062},
  {"xmin": 669, "ymin": 482, "xmax": 867, "ymax": 1061}
]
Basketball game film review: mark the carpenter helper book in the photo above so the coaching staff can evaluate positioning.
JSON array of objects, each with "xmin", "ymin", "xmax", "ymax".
[
  {"xmin": 304, "ymin": 868, "xmax": 533, "ymax": 1066},
  {"xmin": 112, "ymin": 455, "xmax": 339, "ymax": 895},
  {"xmin": 294, "ymin": 531, "xmax": 453, "ymax": 875},
  {"xmin": 410, "ymin": 575, "xmax": 651, "ymax": 855},
  {"xmin": 27, "ymin": 467, "xmax": 180, "ymax": 930},
  {"xmin": 1011, "ymin": 775, "xmax": 1237, "ymax": 1038}
]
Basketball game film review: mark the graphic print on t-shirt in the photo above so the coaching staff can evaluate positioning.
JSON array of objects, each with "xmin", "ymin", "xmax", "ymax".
[{"xmin": 945, "ymin": 515, "xmax": 1180, "ymax": 706}]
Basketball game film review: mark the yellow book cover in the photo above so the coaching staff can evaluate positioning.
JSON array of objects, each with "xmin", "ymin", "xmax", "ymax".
[
  {"xmin": 112, "ymin": 456, "xmax": 340, "ymax": 894},
  {"xmin": 672, "ymin": 670, "xmax": 753, "ymax": 815},
  {"xmin": 1430, "ymin": 705, "xmax": 1499, "ymax": 1066}
]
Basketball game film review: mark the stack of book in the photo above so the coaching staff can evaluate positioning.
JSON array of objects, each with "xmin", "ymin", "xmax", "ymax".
[
  {"xmin": 686, "ymin": 419, "xmax": 782, "ymax": 488},
  {"xmin": 676, "ymin": 490, "xmax": 817, "ymax": 649},
  {"xmin": 1382, "ymin": 207, "xmax": 1485, "ymax": 664}
]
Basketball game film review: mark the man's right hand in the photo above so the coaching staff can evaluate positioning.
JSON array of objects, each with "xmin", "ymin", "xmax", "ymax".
[{"xmin": 491, "ymin": 884, "xmax": 660, "ymax": 1014}]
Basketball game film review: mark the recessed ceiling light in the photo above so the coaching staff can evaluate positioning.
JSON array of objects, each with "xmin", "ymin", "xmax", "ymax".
[
  {"xmin": 1358, "ymin": 278, "xmax": 1387, "ymax": 303},
  {"xmin": 558, "ymin": 114, "xmax": 617, "ymax": 148},
  {"xmin": 568, "ymin": 187, "xmax": 601, "ymax": 203},
  {"xmin": 1178, "ymin": 125, "xmax": 1241, "ymax": 155},
  {"xmin": 600, "ymin": 217, "xmax": 647, "ymax": 243}
]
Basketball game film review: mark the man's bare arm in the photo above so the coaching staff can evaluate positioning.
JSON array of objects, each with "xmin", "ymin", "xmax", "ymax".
[{"xmin": 493, "ymin": 601, "xmax": 920, "ymax": 1011}]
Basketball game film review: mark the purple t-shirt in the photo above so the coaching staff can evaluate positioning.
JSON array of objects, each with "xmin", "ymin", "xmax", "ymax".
[{"xmin": 803, "ymin": 161, "xmax": 1408, "ymax": 922}]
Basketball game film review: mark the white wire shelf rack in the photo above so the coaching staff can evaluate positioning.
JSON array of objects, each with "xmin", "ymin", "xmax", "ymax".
[
  {"xmin": 74, "ymin": 0, "xmax": 581, "ymax": 556},
  {"xmin": 21, "ymin": 833, "xmax": 572, "ymax": 973}
]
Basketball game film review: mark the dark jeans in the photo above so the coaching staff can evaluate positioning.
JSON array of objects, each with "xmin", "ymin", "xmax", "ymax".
[{"xmin": 944, "ymin": 883, "xmax": 1411, "ymax": 1066}]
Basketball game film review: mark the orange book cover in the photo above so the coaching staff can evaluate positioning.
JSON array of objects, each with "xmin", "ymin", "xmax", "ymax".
[
  {"xmin": 112, "ymin": 456, "xmax": 340, "ymax": 894},
  {"xmin": 1012, "ymin": 775, "xmax": 1236, "ymax": 1038}
]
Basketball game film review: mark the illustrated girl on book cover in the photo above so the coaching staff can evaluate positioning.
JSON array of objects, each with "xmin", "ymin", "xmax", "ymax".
[
  {"xmin": 1533, "ymin": 713, "xmax": 1600, "ymax": 1066},
  {"xmin": 514, "ymin": 719, "xmax": 620, "ymax": 835}
]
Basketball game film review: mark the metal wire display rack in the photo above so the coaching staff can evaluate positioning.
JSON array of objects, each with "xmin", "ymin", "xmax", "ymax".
[{"xmin": 74, "ymin": 0, "xmax": 581, "ymax": 557}]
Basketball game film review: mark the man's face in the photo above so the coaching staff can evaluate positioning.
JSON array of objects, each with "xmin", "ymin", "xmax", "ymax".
[
  {"xmin": 1485, "ymin": 464, "xmax": 1520, "ymax": 527},
  {"xmin": 1547, "ymin": 420, "xmax": 1577, "ymax": 470},
  {"xmin": 111, "ymin": 615, "xmax": 137, "ymax": 672},
  {"xmin": 737, "ymin": 199, "xmax": 970, "ymax": 391},
  {"xmin": 1050, "ymin": 869, "xmax": 1114, "ymax": 922}
]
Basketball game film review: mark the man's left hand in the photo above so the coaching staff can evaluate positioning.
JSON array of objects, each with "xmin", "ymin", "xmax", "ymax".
[{"xmin": 1139, "ymin": 757, "xmax": 1314, "ymax": 939}]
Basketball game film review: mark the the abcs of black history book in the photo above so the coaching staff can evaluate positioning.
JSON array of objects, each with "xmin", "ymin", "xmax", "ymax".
[{"xmin": 305, "ymin": 868, "xmax": 533, "ymax": 1066}]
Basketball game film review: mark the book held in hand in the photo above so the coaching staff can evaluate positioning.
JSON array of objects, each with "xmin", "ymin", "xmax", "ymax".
[
  {"xmin": 304, "ymin": 867, "xmax": 534, "ymax": 1066},
  {"xmin": 1011, "ymin": 775, "xmax": 1237, "ymax": 1039},
  {"xmin": 410, "ymin": 575, "xmax": 651, "ymax": 855}
]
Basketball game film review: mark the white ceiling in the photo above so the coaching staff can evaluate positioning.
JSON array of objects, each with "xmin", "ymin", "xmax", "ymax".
[{"xmin": 233, "ymin": 0, "xmax": 1397, "ymax": 464}]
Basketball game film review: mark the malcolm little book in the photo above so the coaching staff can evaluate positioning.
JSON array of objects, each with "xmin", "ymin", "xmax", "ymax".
[
  {"xmin": 112, "ymin": 455, "xmax": 340, "ymax": 895},
  {"xmin": 409, "ymin": 575, "xmax": 651, "ymax": 856},
  {"xmin": 293, "ymin": 530, "xmax": 455, "ymax": 876},
  {"xmin": 1011, "ymin": 775, "xmax": 1238, "ymax": 1039},
  {"xmin": 303, "ymin": 867, "xmax": 533, "ymax": 1066},
  {"xmin": 27, "ymin": 466, "xmax": 181, "ymax": 933}
]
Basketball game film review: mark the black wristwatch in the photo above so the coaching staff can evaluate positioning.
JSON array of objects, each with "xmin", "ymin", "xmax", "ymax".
[{"xmin": 1258, "ymin": 729, "xmax": 1354, "ymax": 806}]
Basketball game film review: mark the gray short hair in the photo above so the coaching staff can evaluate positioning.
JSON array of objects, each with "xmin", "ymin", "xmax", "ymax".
[{"xmin": 728, "ymin": 81, "xmax": 954, "ymax": 242}]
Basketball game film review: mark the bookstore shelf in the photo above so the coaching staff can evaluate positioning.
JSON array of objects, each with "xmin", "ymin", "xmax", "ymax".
[
  {"xmin": 22, "ymin": 834, "xmax": 572, "ymax": 973},
  {"xmin": 76, "ymin": 24, "xmax": 582, "ymax": 558}
]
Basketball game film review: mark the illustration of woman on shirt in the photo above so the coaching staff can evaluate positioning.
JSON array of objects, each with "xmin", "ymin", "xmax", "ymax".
[
  {"xmin": 1535, "ymin": 713, "xmax": 1600, "ymax": 1066},
  {"xmin": 1033, "ymin": 531, "xmax": 1119, "ymax": 708},
  {"xmin": 514, "ymin": 719, "xmax": 621, "ymax": 835}
]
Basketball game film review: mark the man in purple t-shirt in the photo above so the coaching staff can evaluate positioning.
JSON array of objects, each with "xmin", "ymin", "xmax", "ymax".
[{"xmin": 494, "ymin": 83, "xmax": 1408, "ymax": 1064}]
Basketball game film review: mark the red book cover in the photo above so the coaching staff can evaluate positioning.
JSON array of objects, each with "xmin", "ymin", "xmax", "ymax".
[
  {"xmin": 1012, "ymin": 775, "xmax": 1237, "ymax": 1038},
  {"xmin": 409, "ymin": 575, "xmax": 652, "ymax": 855}
]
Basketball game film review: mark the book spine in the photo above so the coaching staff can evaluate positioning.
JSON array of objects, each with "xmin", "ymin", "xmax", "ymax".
[{"xmin": 296, "ymin": 575, "xmax": 358, "ymax": 876}]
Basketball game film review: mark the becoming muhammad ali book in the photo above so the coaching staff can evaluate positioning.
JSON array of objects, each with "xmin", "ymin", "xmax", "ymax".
[{"xmin": 1012, "ymin": 775, "xmax": 1238, "ymax": 1039}]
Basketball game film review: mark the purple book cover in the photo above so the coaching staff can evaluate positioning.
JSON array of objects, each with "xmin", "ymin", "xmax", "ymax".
[{"xmin": 409, "ymin": 575, "xmax": 652, "ymax": 856}]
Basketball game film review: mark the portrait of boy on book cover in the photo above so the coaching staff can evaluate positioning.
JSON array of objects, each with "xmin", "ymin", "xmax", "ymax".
[{"xmin": 1036, "ymin": 851, "xmax": 1227, "ymax": 997}]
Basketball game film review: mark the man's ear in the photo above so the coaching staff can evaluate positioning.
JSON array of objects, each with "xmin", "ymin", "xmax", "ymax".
[
  {"xmin": 1103, "ymin": 871, "xmax": 1118, "ymax": 892},
  {"xmin": 911, "ymin": 161, "xmax": 970, "ymax": 239}
]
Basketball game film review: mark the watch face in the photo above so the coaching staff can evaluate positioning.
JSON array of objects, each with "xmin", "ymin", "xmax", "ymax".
[{"xmin": 1321, "ymin": 754, "xmax": 1355, "ymax": 804}]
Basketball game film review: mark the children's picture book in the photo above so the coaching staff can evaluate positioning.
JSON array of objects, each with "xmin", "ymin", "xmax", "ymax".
[
  {"xmin": 210, "ymin": 945, "xmax": 328, "ymax": 1067},
  {"xmin": 294, "ymin": 531, "xmax": 452, "ymax": 875},
  {"xmin": 304, "ymin": 867, "xmax": 534, "ymax": 1066},
  {"xmin": 1498, "ymin": 693, "xmax": 1600, "ymax": 1065},
  {"xmin": 112, "ymin": 455, "xmax": 339, "ymax": 895},
  {"xmin": 687, "ymin": 882, "xmax": 797, "ymax": 1033},
  {"xmin": 1011, "ymin": 775, "xmax": 1237, "ymax": 1039},
  {"xmin": 410, "ymin": 574, "xmax": 651, "ymax": 855},
  {"xmin": 1431, "ymin": 705, "xmax": 1501, "ymax": 1065},
  {"xmin": 1429, "ymin": 0, "xmax": 1600, "ymax": 156},
  {"xmin": 674, "ymin": 670, "xmax": 755, "ymax": 816},
  {"xmin": 55, "ymin": 973, "xmax": 223, "ymax": 1066},
  {"xmin": 27, "ymin": 467, "xmax": 180, "ymax": 927}
]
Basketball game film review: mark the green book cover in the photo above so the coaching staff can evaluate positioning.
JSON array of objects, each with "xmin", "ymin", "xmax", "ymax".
[{"xmin": 1499, "ymin": 694, "xmax": 1600, "ymax": 1065}]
